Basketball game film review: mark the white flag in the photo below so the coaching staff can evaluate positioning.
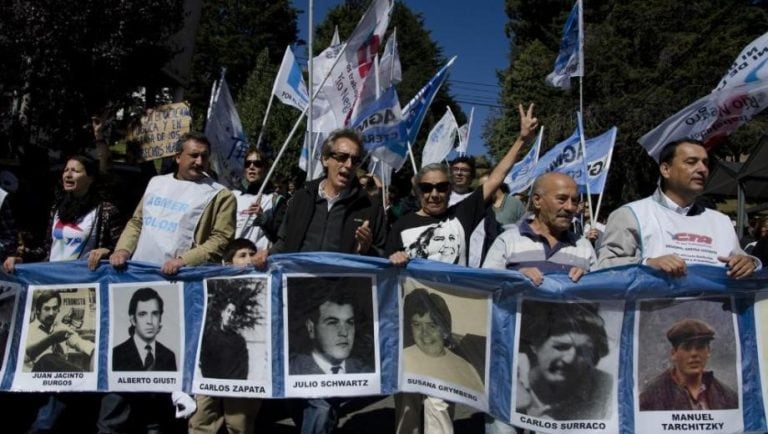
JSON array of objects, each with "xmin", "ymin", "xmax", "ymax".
[
  {"xmin": 273, "ymin": 46, "xmax": 309, "ymax": 111},
  {"xmin": 330, "ymin": 26, "xmax": 341, "ymax": 46},
  {"xmin": 715, "ymin": 32, "xmax": 768, "ymax": 91},
  {"xmin": 204, "ymin": 76, "xmax": 249, "ymax": 189},
  {"xmin": 379, "ymin": 29, "xmax": 402, "ymax": 91},
  {"xmin": 315, "ymin": 0, "xmax": 394, "ymax": 127},
  {"xmin": 456, "ymin": 106, "xmax": 474, "ymax": 155},
  {"xmin": 421, "ymin": 107, "xmax": 459, "ymax": 167},
  {"xmin": 639, "ymin": 79, "xmax": 768, "ymax": 160},
  {"xmin": 350, "ymin": 55, "xmax": 380, "ymax": 126}
]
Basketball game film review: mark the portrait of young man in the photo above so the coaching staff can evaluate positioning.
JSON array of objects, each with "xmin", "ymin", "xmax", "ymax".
[
  {"xmin": 109, "ymin": 283, "xmax": 183, "ymax": 374},
  {"xmin": 514, "ymin": 300, "xmax": 616, "ymax": 421},
  {"xmin": 636, "ymin": 298, "xmax": 740, "ymax": 412},
  {"xmin": 286, "ymin": 276, "xmax": 376, "ymax": 376}
]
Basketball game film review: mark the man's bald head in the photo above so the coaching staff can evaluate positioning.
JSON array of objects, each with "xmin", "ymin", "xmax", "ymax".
[{"xmin": 530, "ymin": 172, "xmax": 579, "ymax": 235}]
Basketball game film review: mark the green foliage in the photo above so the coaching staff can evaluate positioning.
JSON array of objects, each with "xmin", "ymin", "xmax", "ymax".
[
  {"xmin": 188, "ymin": 0, "xmax": 300, "ymax": 130},
  {"xmin": 0, "ymin": 0, "xmax": 183, "ymax": 155},
  {"xmin": 488, "ymin": 0, "xmax": 768, "ymax": 212}
]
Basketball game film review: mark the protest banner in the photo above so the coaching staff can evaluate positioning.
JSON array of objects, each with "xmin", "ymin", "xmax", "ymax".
[
  {"xmin": 133, "ymin": 102, "xmax": 192, "ymax": 161},
  {"xmin": 2, "ymin": 256, "xmax": 768, "ymax": 434}
]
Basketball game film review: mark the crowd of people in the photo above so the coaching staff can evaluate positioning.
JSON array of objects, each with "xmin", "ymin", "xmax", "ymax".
[{"xmin": 0, "ymin": 101, "xmax": 763, "ymax": 433}]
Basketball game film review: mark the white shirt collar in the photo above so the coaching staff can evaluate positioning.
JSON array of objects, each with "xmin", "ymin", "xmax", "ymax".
[
  {"xmin": 311, "ymin": 350, "xmax": 346, "ymax": 375},
  {"xmin": 659, "ymin": 190, "xmax": 692, "ymax": 215},
  {"xmin": 318, "ymin": 180, "xmax": 343, "ymax": 211},
  {"xmin": 133, "ymin": 334, "xmax": 155, "ymax": 361}
]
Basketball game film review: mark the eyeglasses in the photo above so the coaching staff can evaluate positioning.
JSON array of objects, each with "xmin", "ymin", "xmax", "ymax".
[
  {"xmin": 328, "ymin": 152, "xmax": 363, "ymax": 166},
  {"xmin": 245, "ymin": 159, "xmax": 266, "ymax": 168},
  {"xmin": 418, "ymin": 181, "xmax": 451, "ymax": 193}
]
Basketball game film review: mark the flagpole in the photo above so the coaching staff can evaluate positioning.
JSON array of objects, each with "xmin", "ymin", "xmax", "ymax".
[
  {"xmin": 307, "ymin": 0, "xmax": 315, "ymax": 177},
  {"xmin": 206, "ymin": 68, "xmax": 226, "ymax": 125},
  {"xmin": 592, "ymin": 127, "xmax": 616, "ymax": 225},
  {"xmin": 576, "ymin": 111, "xmax": 594, "ymax": 233},
  {"xmin": 255, "ymin": 93, "xmax": 276, "ymax": 149},
  {"xmin": 406, "ymin": 141, "xmax": 418, "ymax": 172}
]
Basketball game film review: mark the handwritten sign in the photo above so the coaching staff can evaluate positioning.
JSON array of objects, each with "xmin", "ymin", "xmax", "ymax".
[{"xmin": 134, "ymin": 103, "xmax": 192, "ymax": 161}]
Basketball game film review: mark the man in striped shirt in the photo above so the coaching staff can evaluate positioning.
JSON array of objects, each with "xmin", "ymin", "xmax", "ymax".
[{"xmin": 482, "ymin": 172, "xmax": 594, "ymax": 284}]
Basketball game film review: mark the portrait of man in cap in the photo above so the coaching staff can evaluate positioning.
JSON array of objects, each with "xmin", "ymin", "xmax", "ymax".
[{"xmin": 639, "ymin": 318, "xmax": 739, "ymax": 411}]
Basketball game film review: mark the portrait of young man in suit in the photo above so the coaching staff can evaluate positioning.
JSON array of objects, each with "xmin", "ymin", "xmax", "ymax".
[{"xmin": 112, "ymin": 287, "xmax": 177, "ymax": 371}]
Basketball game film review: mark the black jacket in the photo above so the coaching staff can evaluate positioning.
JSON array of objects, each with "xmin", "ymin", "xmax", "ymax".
[{"xmin": 272, "ymin": 178, "xmax": 386, "ymax": 257}]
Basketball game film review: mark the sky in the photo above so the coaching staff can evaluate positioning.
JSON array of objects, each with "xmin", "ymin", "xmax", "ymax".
[{"xmin": 293, "ymin": 0, "xmax": 511, "ymax": 158}]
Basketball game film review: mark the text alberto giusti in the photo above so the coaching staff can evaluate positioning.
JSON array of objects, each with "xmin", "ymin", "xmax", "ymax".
[{"xmin": 116, "ymin": 376, "xmax": 176, "ymax": 385}]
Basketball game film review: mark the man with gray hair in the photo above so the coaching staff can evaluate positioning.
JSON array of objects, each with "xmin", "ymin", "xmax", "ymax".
[{"xmin": 254, "ymin": 128, "xmax": 385, "ymax": 434}]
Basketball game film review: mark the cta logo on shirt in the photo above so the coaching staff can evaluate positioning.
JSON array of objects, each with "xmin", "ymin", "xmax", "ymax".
[{"xmin": 666, "ymin": 232, "xmax": 713, "ymax": 245}]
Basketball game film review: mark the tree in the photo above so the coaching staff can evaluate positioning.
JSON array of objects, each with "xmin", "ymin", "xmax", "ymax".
[
  {"xmin": 0, "ymin": 0, "xmax": 184, "ymax": 156},
  {"xmin": 488, "ymin": 0, "xmax": 768, "ymax": 213},
  {"xmin": 187, "ymin": 0, "xmax": 300, "ymax": 130}
]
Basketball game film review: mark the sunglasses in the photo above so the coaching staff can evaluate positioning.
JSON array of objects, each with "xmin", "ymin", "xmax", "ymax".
[
  {"xmin": 328, "ymin": 152, "xmax": 363, "ymax": 166},
  {"xmin": 245, "ymin": 159, "xmax": 266, "ymax": 168},
  {"xmin": 418, "ymin": 181, "xmax": 451, "ymax": 193}
]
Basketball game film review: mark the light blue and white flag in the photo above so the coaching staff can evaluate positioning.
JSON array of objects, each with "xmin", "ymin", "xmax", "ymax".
[
  {"xmin": 421, "ymin": 107, "xmax": 458, "ymax": 168},
  {"xmin": 533, "ymin": 128, "xmax": 584, "ymax": 184},
  {"xmin": 715, "ymin": 32, "xmax": 768, "ymax": 91},
  {"xmin": 533, "ymin": 121, "xmax": 617, "ymax": 194},
  {"xmin": 504, "ymin": 126, "xmax": 543, "ymax": 194},
  {"xmin": 545, "ymin": 0, "xmax": 583, "ymax": 89},
  {"xmin": 351, "ymin": 86, "xmax": 408, "ymax": 169},
  {"xmin": 273, "ymin": 46, "xmax": 309, "ymax": 111},
  {"xmin": 402, "ymin": 56, "xmax": 457, "ymax": 145},
  {"xmin": 584, "ymin": 126, "xmax": 617, "ymax": 194},
  {"xmin": 205, "ymin": 75, "xmax": 249, "ymax": 189}
]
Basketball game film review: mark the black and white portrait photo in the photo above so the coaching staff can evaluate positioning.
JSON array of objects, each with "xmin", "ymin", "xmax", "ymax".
[
  {"xmin": 197, "ymin": 276, "xmax": 269, "ymax": 385},
  {"xmin": 22, "ymin": 286, "xmax": 97, "ymax": 373},
  {"xmin": 286, "ymin": 275, "xmax": 376, "ymax": 376},
  {"xmin": 634, "ymin": 297, "xmax": 742, "ymax": 433},
  {"xmin": 13, "ymin": 284, "xmax": 100, "ymax": 392},
  {"xmin": 401, "ymin": 219, "xmax": 465, "ymax": 265},
  {"xmin": 514, "ymin": 299, "xmax": 622, "ymax": 424},
  {"xmin": 108, "ymin": 282, "xmax": 183, "ymax": 381},
  {"xmin": 401, "ymin": 280, "xmax": 487, "ymax": 392}
]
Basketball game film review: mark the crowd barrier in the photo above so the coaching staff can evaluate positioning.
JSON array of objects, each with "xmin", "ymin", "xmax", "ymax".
[{"xmin": 0, "ymin": 253, "xmax": 766, "ymax": 434}]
